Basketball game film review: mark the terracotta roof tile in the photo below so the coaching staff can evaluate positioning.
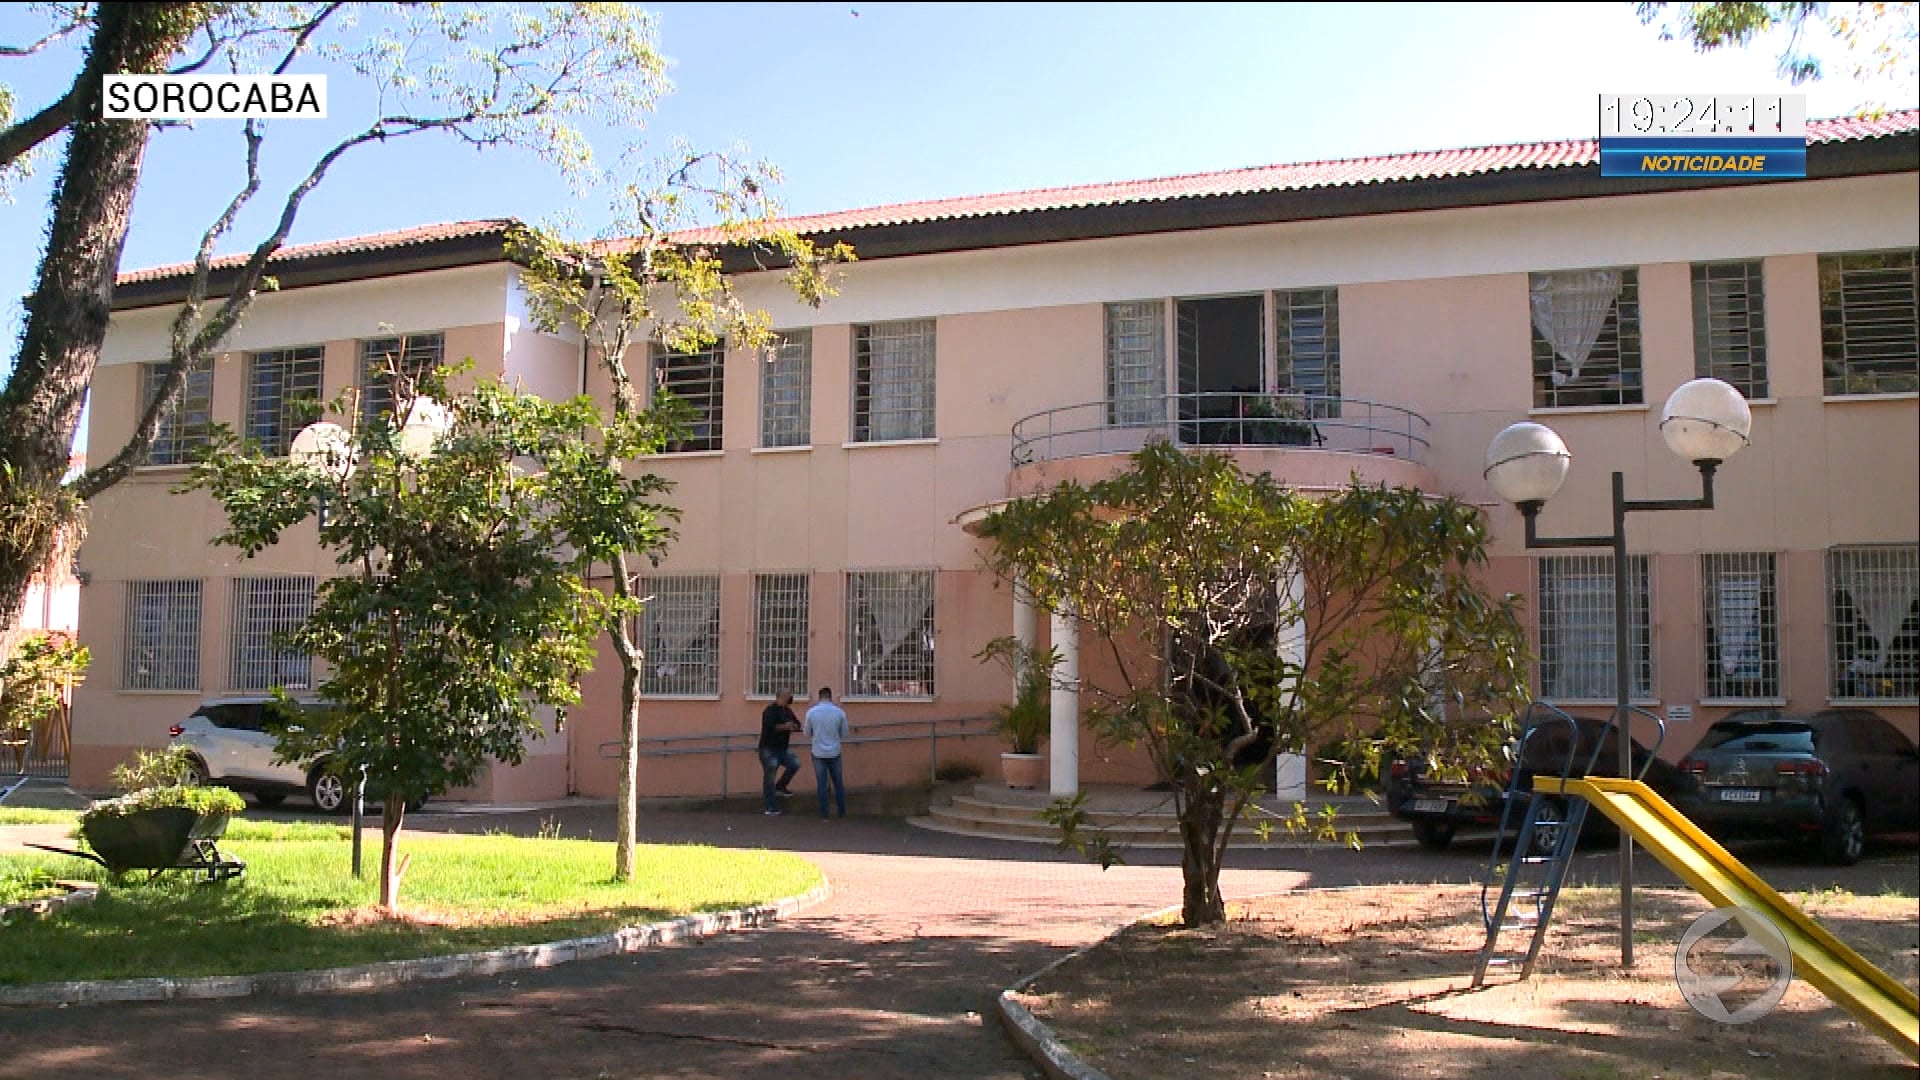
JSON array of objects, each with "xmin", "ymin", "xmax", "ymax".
[
  {"xmin": 115, "ymin": 218, "xmax": 517, "ymax": 286},
  {"xmin": 673, "ymin": 109, "xmax": 1918, "ymax": 242}
]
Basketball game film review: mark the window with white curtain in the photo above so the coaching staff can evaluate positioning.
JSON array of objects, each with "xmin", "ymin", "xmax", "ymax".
[
  {"xmin": 1827, "ymin": 545, "xmax": 1918, "ymax": 701},
  {"xmin": 846, "ymin": 570, "xmax": 934, "ymax": 697},
  {"xmin": 1537, "ymin": 555, "xmax": 1651, "ymax": 700},
  {"xmin": 852, "ymin": 320, "xmax": 935, "ymax": 441},
  {"xmin": 759, "ymin": 331, "xmax": 811, "ymax": 448},
  {"xmin": 1530, "ymin": 269, "xmax": 1642, "ymax": 409},
  {"xmin": 638, "ymin": 575, "xmax": 721, "ymax": 696},
  {"xmin": 1105, "ymin": 301, "xmax": 1165, "ymax": 426},
  {"xmin": 1701, "ymin": 553, "xmax": 1779, "ymax": 700}
]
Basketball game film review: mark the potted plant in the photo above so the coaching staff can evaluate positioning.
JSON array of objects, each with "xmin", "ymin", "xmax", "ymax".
[
  {"xmin": 979, "ymin": 637, "xmax": 1056, "ymax": 790},
  {"xmin": 1244, "ymin": 395, "xmax": 1317, "ymax": 447},
  {"xmin": 76, "ymin": 744, "xmax": 245, "ymax": 874}
]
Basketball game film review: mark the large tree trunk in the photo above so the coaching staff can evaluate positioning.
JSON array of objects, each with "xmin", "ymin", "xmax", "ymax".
[
  {"xmin": 378, "ymin": 795, "xmax": 408, "ymax": 911},
  {"xmin": 1178, "ymin": 783, "xmax": 1228, "ymax": 926},
  {"xmin": 0, "ymin": 5, "xmax": 201, "ymax": 626},
  {"xmin": 613, "ymin": 649, "xmax": 640, "ymax": 881}
]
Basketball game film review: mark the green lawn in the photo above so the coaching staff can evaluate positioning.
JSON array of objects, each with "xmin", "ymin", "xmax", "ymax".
[
  {"xmin": 0, "ymin": 820, "xmax": 822, "ymax": 984},
  {"xmin": 0, "ymin": 808, "xmax": 80, "ymax": 825}
]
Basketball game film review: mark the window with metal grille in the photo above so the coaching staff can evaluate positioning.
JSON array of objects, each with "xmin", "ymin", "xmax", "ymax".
[
  {"xmin": 1530, "ymin": 269, "xmax": 1643, "ymax": 408},
  {"xmin": 853, "ymin": 319, "xmax": 936, "ymax": 441},
  {"xmin": 1820, "ymin": 250, "xmax": 1919, "ymax": 395},
  {"xmin": 1701, "ymin": 553, "xmax": 1779, "ymax": 700},
  {"xmin": 638, "ymin": 575, "xmax": 720, "ymax": 696},
  {"xmin": 229, "ymin": 576, "xmax": 315, "ymax": 691},
  {"xmin": 124, "ymin": 580, "xmax": 202, "ymax": 690},
  {"xmin": 1274, "ymin": 288, "xmax": 1341, "ymax": 417},
  {"xmin": 358, "ymin": 333, "xmax": 444, "ymax": 424},
  {"xmin": 1827, "ymin": 544, "xmax": 1918, "ymax": 701},
  {"xmin": 1537, "ymin": 555, "xmax": 1651, "ymax": 700},
  {"xmin": 1105, "ymin": 301, "xmax": 1165, "ymax": 426},
  {"xmin": 846, "ymin": 570, "xmax": 934, "ymax": 697},
  {"xmin": 143, "ymin": 364, "xmax": 213, "ymax": 465},
  {"xmin": 759, "ymin": 331, "xmax": 811, "ymax": 448},
  {"xmin": 753, "ymin": 573, "xmax": 810, "ymax": 697},
  {"xmin": 245, "ymin": 346, "xmax": 325, "ymax": 456},
  {"xmin": 1691, "ymin": 262, "xmax": 1768, "ymax": 399},
  {"xmin": 653, "ymin": 340, "xmax": 725, "ymax": 452}
]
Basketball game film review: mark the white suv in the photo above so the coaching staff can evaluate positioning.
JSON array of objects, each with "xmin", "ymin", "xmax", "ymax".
[{"xmin": 170, "ymin": 696, "xmax": 350, "ymax": 813}]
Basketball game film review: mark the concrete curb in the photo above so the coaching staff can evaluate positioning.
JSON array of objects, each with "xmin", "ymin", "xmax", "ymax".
[{"xmin": 0, "ymin": 879, "xmax": 832, "ymax": 1007}]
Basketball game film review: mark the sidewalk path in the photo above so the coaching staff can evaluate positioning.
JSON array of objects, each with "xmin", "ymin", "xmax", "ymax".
[{"xmin": 0, "ymin": 809, "xmax": 1303, "ymax": 1080}]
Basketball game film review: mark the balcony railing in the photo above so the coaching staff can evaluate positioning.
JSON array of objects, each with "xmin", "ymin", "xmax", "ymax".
[{"xmin": 1011, "ymin": 392, "xmax": 1432, "ymax": 468}]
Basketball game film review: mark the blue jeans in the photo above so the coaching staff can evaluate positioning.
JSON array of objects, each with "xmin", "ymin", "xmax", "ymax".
[
  {"xmin": 759, "ymin": 748, "xmax": 799, "ymax": 812},
  {"xmin": 813, "ymin": 754, "xmax": 846, "ymax": 818}
]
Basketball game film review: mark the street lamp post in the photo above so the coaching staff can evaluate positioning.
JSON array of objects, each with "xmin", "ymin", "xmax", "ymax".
[{"xmin": 1484, "ymin": 377, "xmax": 1752, "ymax": 968}]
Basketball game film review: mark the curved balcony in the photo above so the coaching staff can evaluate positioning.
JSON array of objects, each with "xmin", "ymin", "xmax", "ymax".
[{"xmin": 1007, "ymin": 392, "xmax": 1436, "ymax": 498}]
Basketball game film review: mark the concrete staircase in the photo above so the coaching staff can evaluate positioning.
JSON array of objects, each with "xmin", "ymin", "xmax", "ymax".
[{"xmin": 909, "ymin": 782, "xmax": 1417, "ymax": 850}]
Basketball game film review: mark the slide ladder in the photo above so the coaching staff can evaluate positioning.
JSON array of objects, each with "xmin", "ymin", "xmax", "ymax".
[
  {"xmin": 1474, "ymin": 703, "xmax": 1667, "ymax": 986},
  {"xmin": 1537, "ymin": 774, "xmax": 1920, "ymax": 1062}
]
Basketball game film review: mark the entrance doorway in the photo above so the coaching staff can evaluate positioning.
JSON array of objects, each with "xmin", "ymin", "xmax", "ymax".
[{"xmin": 1175, "ymin": 295, "xmax": 1264, "ymax": 443}]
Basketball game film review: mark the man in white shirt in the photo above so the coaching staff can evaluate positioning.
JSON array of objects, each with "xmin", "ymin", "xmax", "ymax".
[{"xmin": 803, "ymin": 686, "xmax": 850, "ymax": 819}]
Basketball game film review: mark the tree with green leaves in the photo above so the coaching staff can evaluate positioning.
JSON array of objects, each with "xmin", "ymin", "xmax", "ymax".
[
  {"xmin": 979, "ymin": 444, "xmax": 1528, "ymax": 926},
  {"xmin": 1636, "ymin": 2, "xmax": 1917, "ymax": 87},
  {"xmin": 511, "ymin": 166, "xmax": 850, "ymax": 881},
  {"xmin": 188, "ymin": 371, "xmax": 647, "ymax": 911},
  {"xmin": 0, "ymin": 2, "xmax": 671, "ymax": 631}
]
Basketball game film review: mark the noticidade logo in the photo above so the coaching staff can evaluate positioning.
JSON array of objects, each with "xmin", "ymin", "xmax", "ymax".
[{"xmin": 103, "ymin": 75, "xmax": 326, "ymax": 120}]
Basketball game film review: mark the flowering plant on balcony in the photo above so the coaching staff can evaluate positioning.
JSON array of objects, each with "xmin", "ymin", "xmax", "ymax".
[{"xmin": 1242, "ymin": 394, "xmax": 1317, "ymax": 446}]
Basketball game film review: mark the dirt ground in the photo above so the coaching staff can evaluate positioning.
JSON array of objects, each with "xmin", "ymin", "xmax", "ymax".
[{"xmin": 1016, "ymin": 885, "xmax": 1919, "ymax": 1080}]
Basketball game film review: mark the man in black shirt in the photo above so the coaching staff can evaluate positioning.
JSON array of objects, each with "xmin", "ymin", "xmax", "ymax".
[{"xmin": 758, "ymin": 691, "xmax": 802, "ymax": 815}]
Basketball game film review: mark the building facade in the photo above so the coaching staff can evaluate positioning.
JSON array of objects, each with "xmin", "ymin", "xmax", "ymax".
[{"xmin": 72, "ymin": 115, "xmax": 1920, "ymax": 799}]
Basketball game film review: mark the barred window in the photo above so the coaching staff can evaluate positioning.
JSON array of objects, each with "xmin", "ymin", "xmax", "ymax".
[
  {"xmin": 759, "ymin": 331, "xmax": 811, "ymax": 448},
  {"xmin": 1530, "ymin": 269, "xmax": 1643, "ymax": 408},
  {"xmin": 1691, "ymin": 262, "xmax": 1768, "ymax": 399},
  {"xmin": 1274, "ymin": 288, "xmax": 1341, "ymax": 416},
  {"xmin": 846, "ymin": 570, "xmax": 934, "ymax": 697},
  {"xmin": 753, "ymin": 573, "xmax": 810, "ymax": 697},
  {"xmin": 144, "ymin": 364, "xmax": 213, "ymax": 466},
  {"xmin": 1105, "ymin": 301, "xmax": 1166, "ymax": 426},
  {"xmin": 1701, "ymin": 553, "xmax": 1779, "ymax": 700},
  {"xmin": 853, "ymin": 319, "xmax": 936, "ymax": 442},
  {"xmin": 229, "ymin": 576, "xmax": 315, "ymax": 691},
  {"xmin": 1820, "ymin": 250, "xmax": 1919, "ymax": 396},
  {"xmin": 358, "ymin": 333, "xmax": 444, "ymax": 424},
  {"xmin": 124, "ymin": 580, "xmax": 202, "ymax": 690},
  {"xmin": 655, "ymin": 340, "xmax": 725, "ymax": 452},
  {"xmin": 1537, "ymin": 555, "xmax": 1651, "ymax": 700},
  {"xmin": 639, "ymin": 575, "xmax": 720, "ymax": 696},
  {"xmin": 1827, "ymin": 544, "xmax": 1919, "ymax": 701},
  {"xmin": 246, "ymin": 346, "xmax": 325, "ymax": 456}
]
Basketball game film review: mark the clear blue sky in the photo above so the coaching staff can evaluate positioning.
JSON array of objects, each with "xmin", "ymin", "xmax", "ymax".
[{"xmin": 2, "ymin": 1, "xmax": 1914, "ymax": 395}]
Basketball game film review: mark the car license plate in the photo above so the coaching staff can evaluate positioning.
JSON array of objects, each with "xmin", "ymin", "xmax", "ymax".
[
  {"xmin": 1717, "ymin": 788, "xmax": 1763, "ymax": 803},
  {"xmin": 1411, "ymin": 798, "xmax": 1452, "ymax": 814}
]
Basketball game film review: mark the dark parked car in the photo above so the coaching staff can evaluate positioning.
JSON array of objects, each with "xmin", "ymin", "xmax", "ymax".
[
  {"xmin": 1387, "ymin": 714, "xmax": 1685, "ymax": 853},
  {"xmin": 1674, "ymin": 708, "xmax": 1919, "ymax": 865}
]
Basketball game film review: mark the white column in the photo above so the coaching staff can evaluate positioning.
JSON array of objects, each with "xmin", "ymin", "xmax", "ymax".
[
  {"xmin": 1013, "ymin": 583, "xmax": 1037, "ymax": 657},
  {"xmin": 1049, "ymin": 608, "xmax": 1080, "ymax": 796},
  {"xmin": 1274, "ymin": 568, "xmax": 1309, "ymax": 801}
]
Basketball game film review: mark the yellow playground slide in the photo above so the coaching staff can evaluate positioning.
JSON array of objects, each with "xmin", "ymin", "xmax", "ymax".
[{"xmin": 1534, "ymin": 775, "xmax": 1919, "ymax": 1062}]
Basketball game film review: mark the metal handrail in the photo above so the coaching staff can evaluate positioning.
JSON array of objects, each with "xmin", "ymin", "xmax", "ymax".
[
  {"xmin": 597, "ymin": 713, "xmax": 999, "ymax": 798},
  {"xmin": 1010, "ymin": 392, "xmax": 1432, "ymax": 468}
]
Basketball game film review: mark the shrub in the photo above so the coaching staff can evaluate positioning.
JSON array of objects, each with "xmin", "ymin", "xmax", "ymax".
[
  {"xmin": 80, "ymin": 784, "xmax": 246, "ymax": 828},
  {"xmin": 109, "ymin": 743, "xmax": 198, "ymax": 794}
]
